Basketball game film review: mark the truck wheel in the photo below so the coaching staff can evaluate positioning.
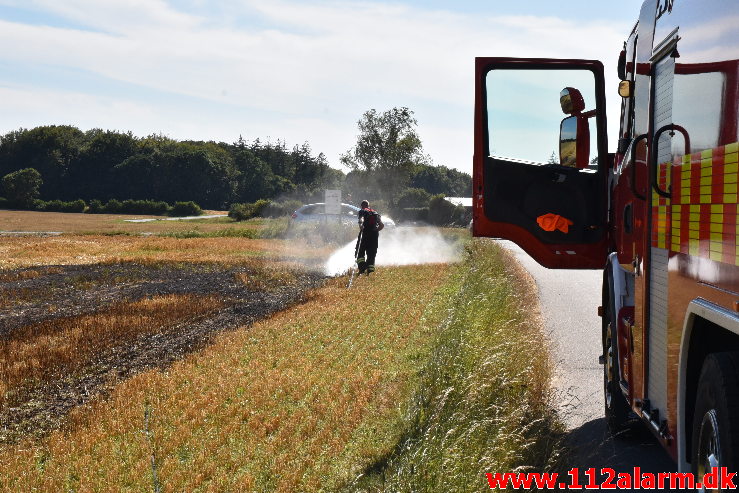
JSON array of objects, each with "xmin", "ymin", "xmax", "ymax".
[
  {"xmin": 604, "ymin": 281, "xmax": 630, "ymax": 433},
  {"xmin": 691, "ymin": 352, "xmax": 739, "ymax": 487}
]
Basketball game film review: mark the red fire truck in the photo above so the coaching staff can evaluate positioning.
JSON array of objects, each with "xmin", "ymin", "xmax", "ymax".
[{"xmin": 472, "ymin": 0, "xmax": 739, "ymax": 476}]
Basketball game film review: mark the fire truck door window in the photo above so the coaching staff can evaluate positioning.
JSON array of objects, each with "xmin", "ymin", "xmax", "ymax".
[
  {"xmin": 482, "ymin": 67, "xmax": 605, "ymax": 246},
  {"xmin": 671, "ymin": 71, "xmax": 724, "ymax": 153},
  {"xmin": 486, "ymin": 69, "xmax": 599, "ymax": 169}
]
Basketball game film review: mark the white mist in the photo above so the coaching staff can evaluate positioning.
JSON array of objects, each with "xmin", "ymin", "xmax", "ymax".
[{"xmin": 324, "ymin": 227, "xmax": 462, "ymax": 276}]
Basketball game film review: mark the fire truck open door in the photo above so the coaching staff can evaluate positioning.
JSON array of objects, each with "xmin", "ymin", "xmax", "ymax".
[{"xmin": 473, "ymin": 58, "xmax": 609, "ymax": 269}]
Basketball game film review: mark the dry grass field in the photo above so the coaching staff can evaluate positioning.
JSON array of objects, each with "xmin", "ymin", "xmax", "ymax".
[
  {"xmin": 0, "ymin": 263, "xmax": 453, "ymax": 491},
  {"xmin": 0, "ymin": 234, "xmax": 327, "ymax": 270},
  {"xmin": 0, "ymin": 211, "xmax": 337, "ymax": 270},
  {"xmin": 0, "ymin": 294, "xmax": 224, "ymax": 407},
  {"xmin": 0, "ymin": 209, "xmax": 234, "ymax": 235},
  {"xmin": 0, "ymin": 211, "xmax": 560, "ymax": 491},
  {"xmin": 0, "ymin": 211, "xmax": 330, "ymax": 445}
]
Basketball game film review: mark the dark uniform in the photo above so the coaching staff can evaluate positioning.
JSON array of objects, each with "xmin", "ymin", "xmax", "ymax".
[{"xmin": 356, "ymin": 207, "xmax": 381, "ymax": 274}]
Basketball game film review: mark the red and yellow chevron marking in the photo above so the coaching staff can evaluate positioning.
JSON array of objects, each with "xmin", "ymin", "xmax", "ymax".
[{"xmin": 652, "ymin": 142, "xmax": 739, "ymax": 265}]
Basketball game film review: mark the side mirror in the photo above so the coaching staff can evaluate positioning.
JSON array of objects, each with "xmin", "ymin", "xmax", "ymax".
[
  {"xmin": 559, "ymin": 87, "xmax": 585, "ymax": 115},
  {"xmin": 559, "ymin": 115, "xmax": 590, "ymax": 168},
  {"xmin": 617, "ymin": 49, "xmax": 627, "ymax": 80}
]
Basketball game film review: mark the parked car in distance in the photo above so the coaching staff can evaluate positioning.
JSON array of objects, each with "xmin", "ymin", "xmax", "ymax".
[{"xmin": 290, "ymin": 203, "xmax": 395, "ymax": 228}]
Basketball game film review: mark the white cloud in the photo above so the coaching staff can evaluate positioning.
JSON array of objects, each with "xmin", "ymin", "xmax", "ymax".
[
  {"xmin": 0, "ymin": 0, "xmax": 631, "ymax": 172},
  {"xmin": 0, "ymin": 85, "xmax": 158, "ymax": 131},
  {"xmin": 4, "ymin": 0, "xmax": 200, "ymax": 33}
]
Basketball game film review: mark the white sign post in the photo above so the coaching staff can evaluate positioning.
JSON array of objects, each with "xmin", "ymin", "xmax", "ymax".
[{"xmin": 324, "ymin": 189, "xmax": 342, "ymax": 215}]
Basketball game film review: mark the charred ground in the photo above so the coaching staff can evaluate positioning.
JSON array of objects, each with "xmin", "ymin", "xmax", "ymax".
[{"xmin": 0, "ymin": 261, "xmax": 324, "ymax": 444}]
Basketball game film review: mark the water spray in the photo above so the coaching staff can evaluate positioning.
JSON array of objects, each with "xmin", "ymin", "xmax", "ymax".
[{"xmin": 326, "ymin": 227, "xmax": 463, "ymax": 278}]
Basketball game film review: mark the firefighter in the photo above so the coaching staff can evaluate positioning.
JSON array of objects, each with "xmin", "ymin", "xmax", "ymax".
[{"xmin": 356, "ymin": 200, "xmax": 383, "ymax": 274}]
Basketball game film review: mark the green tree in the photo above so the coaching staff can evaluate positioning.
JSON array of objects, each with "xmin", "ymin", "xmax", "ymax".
[
  {"xmin": 444, "ymin": 166, "xmax": 473, "ymax": 196},
  {"xmin": 396, "ymin": 187, "xmax": 431, "ymax": 209},
  {"xmin": 0, "ymin": 125, "xmax": 85, "ymax": 200},
  {"xmin": 0, "ymin": 127, "xmax": 346, "ymax": 208},
  {"xmin": 3, "ymin": 167, "xmax": 42, "ymax": 207},
  {"xmin": 341, "ymin": 107, "xmax": 427, "ymax": 204},
  {"xmin": 410, "ymin": 164, "xmax": 471, "ymax": 196},
  {"xmin": 113, "ymin": 140, "xmax": 237, "ymax": 209},
  {"xmin": 428, "ymin": 193, "xmax": 462, "ymax": 225},
  {"xmin": 233, "ymin": 137, "xmax": 278, "ymax": 202},
  {"xmin": 69, "ymin": 129, "xmax": 137, "ymax": 200}
]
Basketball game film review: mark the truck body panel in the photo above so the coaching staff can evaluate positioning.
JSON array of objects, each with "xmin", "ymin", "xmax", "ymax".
[{"xmin": 474, "ymin": 0, "xmax": 739, "ymax": 469}]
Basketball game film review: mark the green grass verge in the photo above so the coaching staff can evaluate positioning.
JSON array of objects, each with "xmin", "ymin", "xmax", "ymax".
[
  {"xmin": 155, "ymin": 218, "xmax": 350, "ymax": 241},
  {"xmin": 345, "ymin": 238, "xmax": 565, "ymax": 492},
  {"xmin": 159, "ymin": 227, "xmax": 259, "ymax": 239}
]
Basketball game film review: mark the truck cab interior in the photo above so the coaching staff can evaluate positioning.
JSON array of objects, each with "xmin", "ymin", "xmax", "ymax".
[{"xmin": 474, "ymin": 59, "xmax": 609, "ymax": 267}]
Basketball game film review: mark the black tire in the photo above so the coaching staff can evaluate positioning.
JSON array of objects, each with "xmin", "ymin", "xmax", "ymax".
[
  {"xmin": 691, "ymin": 352, "xmax": 739, "ymax": 489},
  {"xmin": 603, "ymin": 277, "xmax": 630, "ymax": 433}
]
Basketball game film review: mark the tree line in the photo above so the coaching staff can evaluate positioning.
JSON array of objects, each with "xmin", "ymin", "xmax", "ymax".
[
  {"xmin": 0, "ymin": 126, "xmax": 344, "ymax": 210},
  {"xmin": 0, "ymin": 109, "xmax": 471, "ymax": 213}
]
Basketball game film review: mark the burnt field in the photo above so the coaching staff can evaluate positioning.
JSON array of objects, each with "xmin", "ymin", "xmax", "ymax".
[
  {"xmin": 0, "ymin": 259, "xmax": 324, "ymax": 444},
  {"xmin": 0, "ymin": 213, "xmax": 563, "ymax": 492}
]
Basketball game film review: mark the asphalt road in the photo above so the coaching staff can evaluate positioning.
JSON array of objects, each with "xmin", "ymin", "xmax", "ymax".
[{"xmin": 499, "ymin": 241, "xmax": 684, "ymax": 490}]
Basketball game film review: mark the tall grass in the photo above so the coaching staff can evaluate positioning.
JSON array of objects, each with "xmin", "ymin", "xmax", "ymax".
[{"xmin": 345, "ymin": 239, "xmax": 563, "ymax": 492}]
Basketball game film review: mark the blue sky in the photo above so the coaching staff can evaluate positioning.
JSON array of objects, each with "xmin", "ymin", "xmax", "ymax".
[{"xmin": 0, "ymin": 0, "xmax": 646, "ymax": 172}]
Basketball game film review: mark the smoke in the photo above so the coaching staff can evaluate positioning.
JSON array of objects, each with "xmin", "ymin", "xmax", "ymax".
[{"xmin": 324, "ymin": 226, "xmax": 462, "ymax": 276}]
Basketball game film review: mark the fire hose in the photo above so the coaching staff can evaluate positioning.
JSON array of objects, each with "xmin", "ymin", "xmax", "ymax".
[{"xmin": 347, "ymin": 228, "xmax": 363, "ymax": 289}]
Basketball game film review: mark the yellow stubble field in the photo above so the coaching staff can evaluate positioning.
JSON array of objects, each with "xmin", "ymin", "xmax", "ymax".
[
  {"xmin": 0, "ymin": 210, "xmax": 456, "ymax": 491},
  {"xmin": 0, "ymin": 210, "xmax": 337, "ymax": 269},
  {"xmin": 0, "ymin": 264, "xmax": 451, "ymax": 492}
]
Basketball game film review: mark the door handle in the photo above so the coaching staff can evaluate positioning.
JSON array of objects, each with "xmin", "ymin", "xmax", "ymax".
[{"xmin": 651, "ymin": 124, "xmax": 691, "ymax": 199}]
